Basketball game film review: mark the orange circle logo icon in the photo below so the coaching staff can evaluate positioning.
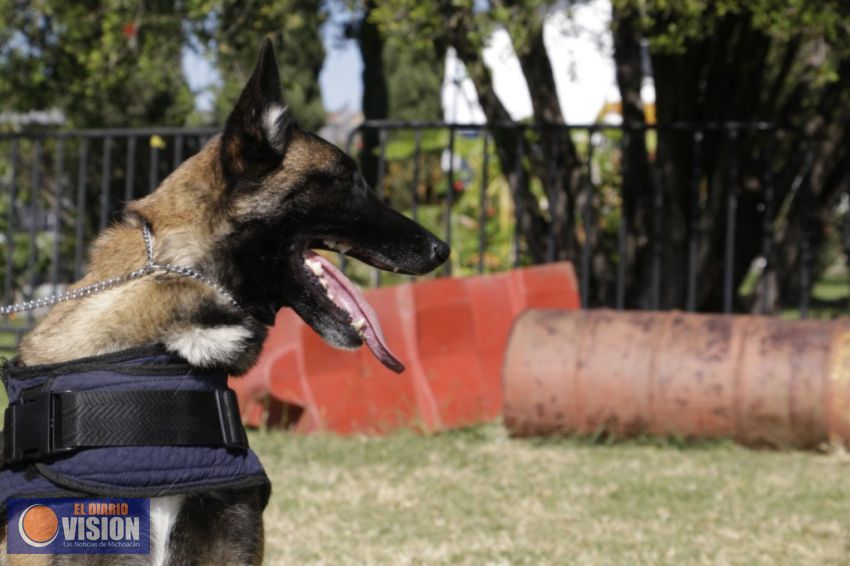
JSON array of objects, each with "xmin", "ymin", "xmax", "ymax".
[{"xmin": 18, "ymin": 504, "xmax": 59, "ymax": 547}]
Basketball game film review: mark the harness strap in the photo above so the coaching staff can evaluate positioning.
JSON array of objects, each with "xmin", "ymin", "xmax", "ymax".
[{"xmin": 3, "ymin": 389, "xmax": 247, "ymax": 466}]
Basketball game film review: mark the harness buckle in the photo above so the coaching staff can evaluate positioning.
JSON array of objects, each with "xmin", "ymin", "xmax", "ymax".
[
  {"xmin": 215, "ymin": 389, "xmax": 248, "ymax": 450},
  {"xmin": 4, "ymin": 391, "xmax": 74, "ymax": 465}
]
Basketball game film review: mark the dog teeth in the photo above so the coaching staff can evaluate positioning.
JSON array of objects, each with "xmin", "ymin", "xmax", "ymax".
[
  {"xmin": 323, "ymin": 240, "xmax": 352, "ymax": 254},
  {"xmin": 305, "ymin": 258, "xmax": 324, "ymax": 276},
  {"xmin": 352, "ymin": 318, "xmax": 366, "ymax": 331}
]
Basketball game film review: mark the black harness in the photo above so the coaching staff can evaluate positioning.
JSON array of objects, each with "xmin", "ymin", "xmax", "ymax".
[{"xmin": 0, "ymin": 346, "xmax": 269, "ymax": 508}]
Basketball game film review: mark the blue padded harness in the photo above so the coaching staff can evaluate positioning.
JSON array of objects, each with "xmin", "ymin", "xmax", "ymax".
[{"xmin": 0, "ymin": 346, "xmax": 269, "ymax": 510}]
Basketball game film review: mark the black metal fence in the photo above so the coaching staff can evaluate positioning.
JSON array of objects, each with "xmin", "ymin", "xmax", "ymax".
[
  {"xmin": 0, "ymin": 121, "xmax": 846, "ymax": 343},
  {"xmin": 347, "ymin": 120, "xmax": 849, "ymax": 317},
  {"xmin": 0, "ymin": 127, "xmax": 217, "ymax": 342}
]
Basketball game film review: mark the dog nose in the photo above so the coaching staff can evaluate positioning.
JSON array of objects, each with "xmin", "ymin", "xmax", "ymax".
[{"xmin": 431, "ymin": 240, "xmax": 451, "ymax": 263}]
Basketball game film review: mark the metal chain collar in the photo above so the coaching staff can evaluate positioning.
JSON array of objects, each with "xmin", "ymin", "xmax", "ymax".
[{"xmin": 0, "ymin": 223, "xmax": 239, "ymax": 316}]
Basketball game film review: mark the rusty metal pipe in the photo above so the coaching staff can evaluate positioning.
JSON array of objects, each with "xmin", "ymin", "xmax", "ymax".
[{"xmin": 503, "ymin": 309, "xmax": 850, "ymax": 448}]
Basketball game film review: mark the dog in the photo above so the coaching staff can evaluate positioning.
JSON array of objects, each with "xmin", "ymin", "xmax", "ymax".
[{"xmin": 0, "ymin": 38, "xmax": 449, "ymax": 565}]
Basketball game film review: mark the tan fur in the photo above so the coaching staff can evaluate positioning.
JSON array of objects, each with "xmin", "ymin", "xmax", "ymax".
[
  {"xmin": 18, "ymin": 139, "xmax": 231, "ymax": 366},
  {"xmin": 6, "ymin": 556, "xmax": 50, "ymax": 565},
  {"xmin": 228, "ymin": 129, "xmax": 339, "ymax": 219},
  {"xmin": 18, "ymin": 130, "xmax": 342, "ymax": 366},
  {"xmin": 0, "ymin": 541, "xmax": 49, "ymax": 566}
]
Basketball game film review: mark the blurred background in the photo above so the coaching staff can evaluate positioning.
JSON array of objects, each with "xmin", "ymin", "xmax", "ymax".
[
  {"xmin": 2, "ymin": 0, "xmax": 850, "ymax": 323},
  {"xmin": 3, "ymin": 2, "xmax": 850, "ymax": 563}
]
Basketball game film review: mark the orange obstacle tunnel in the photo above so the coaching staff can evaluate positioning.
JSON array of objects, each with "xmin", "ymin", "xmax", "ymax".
[
  {"xmin": 503, "ymin": 309, "xmax": 850, "ymax": 448},
  {"xmin": 231, "ymin": 262, "xmax": 580, "ymax": 434}
]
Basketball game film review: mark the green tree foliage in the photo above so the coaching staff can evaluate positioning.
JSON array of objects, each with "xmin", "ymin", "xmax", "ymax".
[
  {"xmin": 384, "ymin": 37, "xmax": 444, "ymax": 121},
  {"xmin": 617, "ymin": 0, "xmax": 848, "ymax": 56},
  {"xmin": 610, "ymin": 0, "xmax": 850, "ymax": 310},
  {"xmin": 331, "ymin": 0, "xmax": 444, "ymax": 202},
  {"xmin": 186, "ymin": 0, "xmax": 326, "ymax": 131},
  {"xmin": 375, "ymin": 0, "xmax": 850, "ymax": 311},
  {"xmin": 374, "ymin": 0, "xmax": 583, "ymax": 269},
  {"xmin": 0, "ymin": 0, "xmax": 194, "ymax": 128}
]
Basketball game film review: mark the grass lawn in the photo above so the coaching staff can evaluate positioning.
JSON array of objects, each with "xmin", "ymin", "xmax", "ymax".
[{"xmin": 250, "ymin": 424, "xmax": 850, "ymax": 565}]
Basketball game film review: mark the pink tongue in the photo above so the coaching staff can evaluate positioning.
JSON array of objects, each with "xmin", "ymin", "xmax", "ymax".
[{"xmin": 304, "ymin": 251, "xmax": 405, "ymax": 373}]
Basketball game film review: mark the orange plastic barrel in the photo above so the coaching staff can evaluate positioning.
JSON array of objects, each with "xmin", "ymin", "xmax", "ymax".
[{"xmin": 502, "ymin": 309, "xmax": 850, "ymax": 448}]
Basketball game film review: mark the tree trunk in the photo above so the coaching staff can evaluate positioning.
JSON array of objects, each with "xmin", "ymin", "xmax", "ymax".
[
  {"xmin": 640, "ymin": 7, "xmax": 850, "ymax": 314},
  {"xmin": 612, "ymin": 3, "xmax": 660, "ymax": 308},
  {"xmin": 437, "ymin": 1, "xmax": 549, "ymax": 263},
  {"xmin": 356, "ymin": 0, "xmax": 388, "ymax": 188},
  {"xmin": 647, "ymin": 13, "xmax": 776, "ymax": 312},
  {"xmin": 510, "ymin": 17, "xmax": 583, "ymax": 264},
  {"xmin": 764, "ymin": 55, "xmax": 850, "ymax": 312}
]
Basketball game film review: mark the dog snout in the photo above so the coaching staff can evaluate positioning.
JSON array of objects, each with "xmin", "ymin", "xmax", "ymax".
[{"xmin": 430, "ymin": 239, "xmax": 451, "ymax": 265}]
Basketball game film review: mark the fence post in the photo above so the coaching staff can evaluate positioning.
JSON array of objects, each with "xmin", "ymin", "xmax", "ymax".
[
  {"xmin": 4, "ymin": 139, "xmax": 18, "ymax": 306},
  {"xmin": 723, "ymin": 128, "xmax": 739, "ymax": 314},
  {"xmin": 444, "ymin": 126, "xmax": 456, "ymax": 276},
  {"xmin": 477, "ymin": 134, "xmax": 490, "ymax": 275},
  {"xmin": 686, "ymin": 130, "xmax": 703, "ymax": 312},
  {"xmin": 616, "ymin": 130, "xmax": 630, "ymax": 310},
  {"xmin": 759, "ymin": 130, "xmax": 776, "ymax": 315},
  {"xmin": 99, "ymin": 136, "xmax": 113, "ymax": 230},
  {"xmin": 74, "ymin": 138, "xmax": 89, "ymax": 279},
  {"xmin": 51, "ymin": 138, "xmax": 65, "ymax": 293},
  {"xmin": 581, "ymin": 130, "xmax": 595, "ymax": 309}
]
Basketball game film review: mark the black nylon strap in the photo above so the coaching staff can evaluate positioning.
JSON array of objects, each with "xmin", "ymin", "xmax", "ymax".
[{"xmin": 4, "ymin": 389, "xmax": 247, "ymax": 465}]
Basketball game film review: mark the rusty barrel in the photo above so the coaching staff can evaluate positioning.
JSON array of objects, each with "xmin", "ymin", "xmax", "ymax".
[{"xmin": 502, "ymin": 309, "xmax": 850, "ymax": 448}]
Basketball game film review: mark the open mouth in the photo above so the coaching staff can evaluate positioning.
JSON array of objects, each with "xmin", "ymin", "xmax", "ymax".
[{"xmin": 301, "ymin": 246, "xmax": 404, "ymax": 373}]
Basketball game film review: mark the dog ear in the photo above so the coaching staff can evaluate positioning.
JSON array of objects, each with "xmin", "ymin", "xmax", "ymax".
[{"xmin": 220, "ymin": 38, "xmax": 293, "ymax": 182}]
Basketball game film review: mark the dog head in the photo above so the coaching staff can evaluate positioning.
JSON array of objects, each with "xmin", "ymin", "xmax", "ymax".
[{"xmin": 213, "ymin": 39, "xmax": 449, "ymax": 372}]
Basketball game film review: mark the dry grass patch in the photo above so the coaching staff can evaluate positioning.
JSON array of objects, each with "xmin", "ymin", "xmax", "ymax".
[{"xmin": 250, "ymin": 425, "xmax": 850, "ymax": 565}]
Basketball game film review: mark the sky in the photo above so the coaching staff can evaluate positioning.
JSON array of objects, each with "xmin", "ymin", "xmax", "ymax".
[
  {"xmin": 317, "ymin": 3, "xmax": 364, "ymax": 112},
  {"xmin": 182, "ymin": 4, "xmax": 363, "ymax": 114},
  {"xmin": 445, "ymin": 0, "xmax": 629, "ymax": 124}
]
